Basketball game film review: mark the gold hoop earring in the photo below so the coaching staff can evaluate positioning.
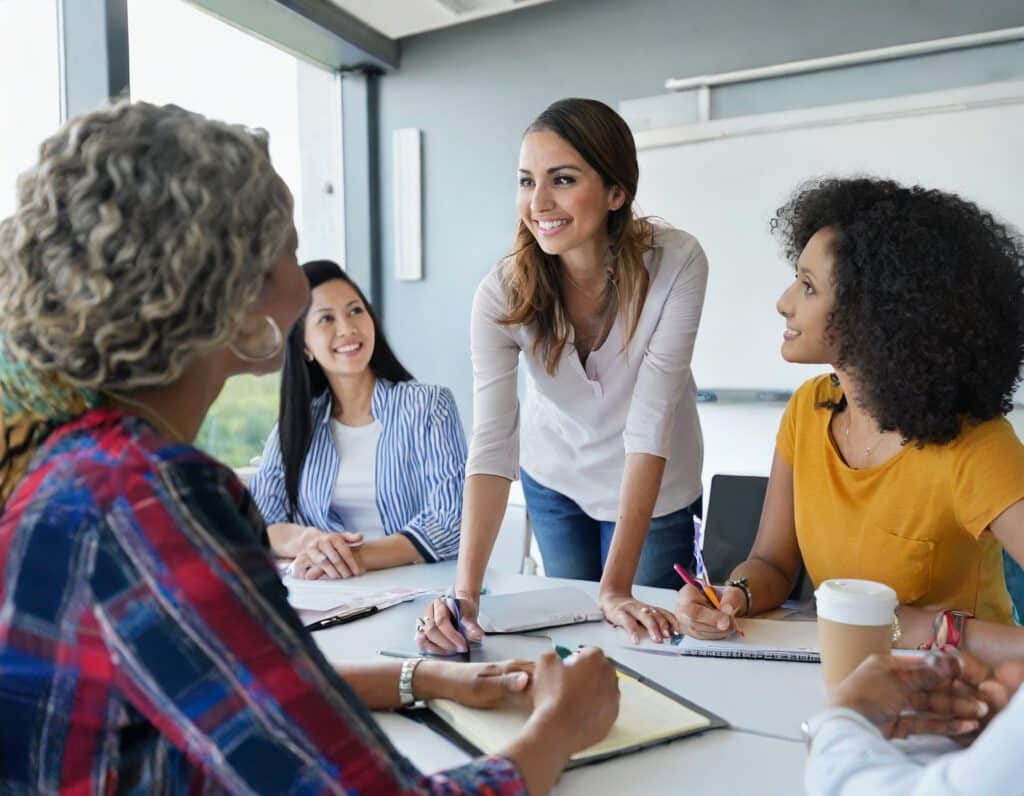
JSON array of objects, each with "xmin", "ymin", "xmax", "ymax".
[{"xmin": 230, "ymin": 314, "xmax": 283, "ymax": 362}]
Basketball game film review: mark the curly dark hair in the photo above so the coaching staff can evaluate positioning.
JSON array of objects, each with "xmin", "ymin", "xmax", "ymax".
[{"xmin": 773, "ymin": 176, "xmax": 1024, "ymax": 445}]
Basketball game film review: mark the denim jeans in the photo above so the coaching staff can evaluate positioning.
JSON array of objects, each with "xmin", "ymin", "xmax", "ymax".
[{"xmin": 521, "ymin": 469, "xmax": 700, "ymax": 589}]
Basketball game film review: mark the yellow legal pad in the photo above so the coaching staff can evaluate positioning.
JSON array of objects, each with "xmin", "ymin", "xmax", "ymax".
[{"xmin": 425, "ymin": 659, "xmax": 726, "ymax": 768}]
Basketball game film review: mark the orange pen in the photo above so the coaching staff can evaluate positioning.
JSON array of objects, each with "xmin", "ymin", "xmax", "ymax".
[{"xmin": 673, "ymin": 563, "xmax": 745, "ymax": 637}]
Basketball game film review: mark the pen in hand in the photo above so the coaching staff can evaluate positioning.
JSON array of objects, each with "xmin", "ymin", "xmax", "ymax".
[{"xmin": 672, "ymin": 563, "xmax": 745, "ymax": 637}]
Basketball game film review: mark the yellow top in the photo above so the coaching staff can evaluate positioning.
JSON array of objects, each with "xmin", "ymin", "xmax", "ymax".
[{"xmin": 777, "ymin": 375, "xmax": 1024, "ymax": 624}]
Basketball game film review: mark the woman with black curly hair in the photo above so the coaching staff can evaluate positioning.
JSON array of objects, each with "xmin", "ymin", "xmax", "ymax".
[{"xmin": 676, "ymin": 176, "xmax": 1024, "ymax": 663}]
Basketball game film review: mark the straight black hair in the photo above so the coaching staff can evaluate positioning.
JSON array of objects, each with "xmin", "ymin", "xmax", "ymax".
[{"xmin": 278, "ymin": 260, "xmax": 413, "ymax": 520}]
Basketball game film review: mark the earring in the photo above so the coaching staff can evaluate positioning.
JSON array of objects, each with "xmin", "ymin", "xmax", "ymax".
[{"xmin": 230, "ymin": 314, "xmax": 284, "ymax": 362}]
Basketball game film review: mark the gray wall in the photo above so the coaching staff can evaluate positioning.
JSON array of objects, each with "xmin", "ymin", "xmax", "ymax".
[{"xmin": 374, "ymin": 0, "xmax": 1024, "ymax": 429}]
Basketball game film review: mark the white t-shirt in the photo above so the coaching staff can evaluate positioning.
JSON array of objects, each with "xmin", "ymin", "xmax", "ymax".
[
  {"xmin": 465, "ymin": 224, "xmax": 708, "ymax": 521},
  {"xmin": 329, "ymin": 419, "xmax": 386, "ymax": 539}
]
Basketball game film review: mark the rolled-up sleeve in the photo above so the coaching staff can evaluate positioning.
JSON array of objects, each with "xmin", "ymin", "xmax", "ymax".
[
  {"xmin": 401, "ymin": 388, "xmax": 469, "ymax": 561},
  {"xmin": 247, "ymin": 423, "xmax": 290, "ymax": 524},
  {"xmin": 623, "ymin": 241, "xmax": 709, "ymax": 459},
  {"xmin": 465, "ymin": 268, "xmax": 522, "ymax": 481}
]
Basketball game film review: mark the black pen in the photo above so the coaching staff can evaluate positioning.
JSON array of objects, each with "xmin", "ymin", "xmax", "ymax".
[{"xmin": 305, "ymin": 605, "xmax": 379, "ymax": 632}]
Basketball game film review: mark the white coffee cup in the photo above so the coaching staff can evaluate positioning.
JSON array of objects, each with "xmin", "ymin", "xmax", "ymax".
[{"xmin": 815, "ymin": 579, "xmax": 898, "ymax": 692}]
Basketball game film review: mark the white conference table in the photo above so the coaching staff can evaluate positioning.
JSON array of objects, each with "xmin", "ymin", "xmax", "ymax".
[{"xmin": 309, "ymin": 561, "xmax": 816, "ymax": 793}]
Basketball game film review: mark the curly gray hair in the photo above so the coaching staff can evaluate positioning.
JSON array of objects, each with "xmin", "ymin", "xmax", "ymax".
[{"xmin": 0, "ymin": 100, "xmax": 294, "ymax": 390}]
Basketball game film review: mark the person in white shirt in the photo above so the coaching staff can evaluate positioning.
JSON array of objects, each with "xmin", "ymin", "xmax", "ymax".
[
  {"xmin": 418, "ymin": 98, "xmax": 709, "ymax": 653},
  {"xmin": 805, "ymin": 650, "xmax": 1024, "ymax": 795}
]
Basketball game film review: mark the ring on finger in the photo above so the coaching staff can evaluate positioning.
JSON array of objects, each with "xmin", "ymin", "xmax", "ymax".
[{"xmin": 415, "ymin": 617, "xmax": 427, "ymax": 633}]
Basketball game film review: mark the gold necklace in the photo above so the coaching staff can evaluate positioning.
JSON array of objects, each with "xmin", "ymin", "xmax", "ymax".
[
  {"xmin": 843, "ymin": 413, "xmax": 885, "ymax": 460},
  {"xmin": 562, "ymin": 267, "xmax": 612, "ymax": 301},
  {"xmin": 104, "ymin": 390, "xmax": 186, "ymax": 444}
]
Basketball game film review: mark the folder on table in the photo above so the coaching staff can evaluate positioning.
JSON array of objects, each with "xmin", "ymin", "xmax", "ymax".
[
  {"xmin": 476, "ymin": 587, "xmax": 603, "ymax": 633},
  {"xmin": 419, "ymin": 657, "xmax": 727, "ymax": 769}
]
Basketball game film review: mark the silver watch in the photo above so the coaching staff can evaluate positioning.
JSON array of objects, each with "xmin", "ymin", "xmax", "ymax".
[{"xmin": 399, "ymin": 658, "xmax": 424, "ymax": 707}]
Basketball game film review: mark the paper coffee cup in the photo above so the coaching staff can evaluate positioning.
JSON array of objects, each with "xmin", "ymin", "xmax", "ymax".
[{"xmin": 815, "ymin": 579, "xmax": 897, "ymax": 691}]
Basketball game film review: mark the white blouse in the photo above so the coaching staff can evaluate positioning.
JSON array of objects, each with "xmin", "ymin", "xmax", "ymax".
[
  {"xmin": 329, "ymin": 419, "xmax": 386, "ymax": 539},
  {"xmin": 465, "ymin": 224, "xmax": 708, "ymax": 521}
]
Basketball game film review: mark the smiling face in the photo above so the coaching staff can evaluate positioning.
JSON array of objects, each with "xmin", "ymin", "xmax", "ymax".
[
  {"xmin": 776, "ymin": 226, "xmax": 839, "ymax": 364},
  {"xmin": 303, "ymin": 278, "xmax": 375, "ymax": 377},
  {"xmin": 516, "ymin": 129, "xmax": 624, "ymax": 260}
]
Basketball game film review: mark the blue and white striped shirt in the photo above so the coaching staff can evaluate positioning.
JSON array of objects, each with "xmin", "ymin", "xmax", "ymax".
[{"xmin": 249, "ymin": 379, "xmax": 466, "ymax": 561}]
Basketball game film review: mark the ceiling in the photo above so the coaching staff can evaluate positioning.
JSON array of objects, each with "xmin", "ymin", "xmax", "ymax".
[{"xmin": 329, "ymin": 0, "xmax": 556, "ymax": 39}]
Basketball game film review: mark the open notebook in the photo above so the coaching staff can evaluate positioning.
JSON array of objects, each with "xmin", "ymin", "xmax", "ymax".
[
  {"xmin": 476, "ymin": 587, "xmax": 603, "ymax": 633},
  {"xmin": 422, "ymin": 658, "xmax": 726, "ymax": 769},
  {"xmin": 626, "ymin": 618, "xmax": 820, "ymax": 662}
]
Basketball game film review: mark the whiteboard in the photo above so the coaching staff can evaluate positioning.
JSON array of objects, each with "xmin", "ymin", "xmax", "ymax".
[{"xmin": 634, "ymin": 81, "xmax": 1024, "ymax": 392}]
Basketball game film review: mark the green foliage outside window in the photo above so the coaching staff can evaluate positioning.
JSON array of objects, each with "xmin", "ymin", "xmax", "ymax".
[{"xmin": 196, "ymin": 373, "xmax": 280, "ymax": 468}]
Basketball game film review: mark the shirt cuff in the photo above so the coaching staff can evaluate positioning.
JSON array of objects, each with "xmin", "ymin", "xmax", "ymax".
[
  {"xmin": 399, "ymin": 530, "xmax": 438, "ymax": 563},
  {"xmin": 804, "ymin": 706, "xmax": 883, "ymax": 747}
]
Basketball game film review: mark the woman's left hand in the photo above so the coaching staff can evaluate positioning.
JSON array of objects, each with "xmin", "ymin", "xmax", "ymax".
[
  {"xmin": 416, "ymin": 659, "xmax": 534, "ymax": 708},
  {"xmin": 599, "ymin": 592, "xmax": 680, "ymax": 644},
  {"xmin": 292, "ymin": 531, "xmax": 365, "ymax": 579}
]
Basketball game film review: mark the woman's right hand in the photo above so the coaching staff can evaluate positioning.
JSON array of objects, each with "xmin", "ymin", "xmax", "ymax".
[
  {"xmin": 416, "ymin": 591, "xmax": 484, "ymax": 654},
  {"xmin": 674, "ymin": 583, "xmax": 746, "ymax": 639}
]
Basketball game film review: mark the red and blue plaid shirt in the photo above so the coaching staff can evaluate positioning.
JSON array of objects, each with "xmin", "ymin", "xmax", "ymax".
[{"xmin": 0, "ymin": 408, "xmax": 525, "ymax": 794}]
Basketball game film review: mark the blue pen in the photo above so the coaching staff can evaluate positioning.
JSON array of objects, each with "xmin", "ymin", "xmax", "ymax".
[{"xmin": 443, "ymin": 589, "xmax": 482, "ymax": 651}]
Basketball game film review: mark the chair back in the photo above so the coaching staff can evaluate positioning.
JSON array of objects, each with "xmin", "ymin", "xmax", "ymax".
[{"xmin": 702, "ymin": 474, "xmax": 813, "ymax": 602}]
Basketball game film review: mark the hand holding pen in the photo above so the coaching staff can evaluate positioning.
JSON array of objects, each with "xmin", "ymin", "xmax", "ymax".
[
  {"xmin": 673, "ymin": 563, "xmax": 746, "ymax": 639},
  {"xmin": 416, "ymin": 588, "xmax": 485, "ymax": 655}
]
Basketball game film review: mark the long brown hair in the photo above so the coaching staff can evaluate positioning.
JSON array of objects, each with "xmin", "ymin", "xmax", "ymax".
[{"xmin": 500, "ymin": 97, "xmax": 654, "ymax": 374}]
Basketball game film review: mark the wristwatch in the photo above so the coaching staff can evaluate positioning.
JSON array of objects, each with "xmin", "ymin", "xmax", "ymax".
[
  {"xmin": 725, "ymin": 577, "xmax": 752, "ymax": 616},
  {"xmin": 399, "ymin": 657, "xmax": 424, "ymax": 707}
]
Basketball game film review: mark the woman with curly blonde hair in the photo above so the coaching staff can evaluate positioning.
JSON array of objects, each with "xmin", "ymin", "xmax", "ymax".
[
  {"xmin": 419, "ymin": 98, "xmax": 709, "ymax": 655},
  {"xmin": 0, "ymin": 100, "xmax": 619, "ymax": 795}
]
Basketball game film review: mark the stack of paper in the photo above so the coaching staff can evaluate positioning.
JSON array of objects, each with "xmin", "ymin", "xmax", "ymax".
[{"xmin": 283, "ymin": 577, "xmax": 440, "ymax": 623}]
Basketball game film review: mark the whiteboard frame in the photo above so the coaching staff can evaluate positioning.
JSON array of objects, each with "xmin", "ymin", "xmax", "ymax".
[{"xmin": 635, "ymin": 80, "xmax": 1024, "ymax": 152}]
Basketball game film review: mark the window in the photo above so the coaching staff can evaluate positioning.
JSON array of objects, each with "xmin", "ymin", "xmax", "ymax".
[
  {"xmin": 128, "ymin": 0, "xmax": 344, "ymax": 467},
  {"xmin": 0, "ymin": 0, "xmax": 61, "ymax": 222}
]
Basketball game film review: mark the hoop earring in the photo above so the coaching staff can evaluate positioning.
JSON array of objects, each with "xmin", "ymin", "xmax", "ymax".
[{"xmin": 230, "ymin": 314, "xmax": 284, "ymax": 362}]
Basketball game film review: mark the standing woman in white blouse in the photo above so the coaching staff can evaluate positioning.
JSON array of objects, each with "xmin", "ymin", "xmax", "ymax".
[{"xmin": 418, "ymin": 98, "xmax": 709, "ymax": 652}]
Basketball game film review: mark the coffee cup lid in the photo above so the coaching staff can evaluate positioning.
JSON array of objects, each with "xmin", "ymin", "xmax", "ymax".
[{"xmin": 815, "ymin": 578, "xmax": 897, "ymax": 625}]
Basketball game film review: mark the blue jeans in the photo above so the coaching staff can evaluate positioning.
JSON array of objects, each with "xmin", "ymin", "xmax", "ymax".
[{"xmin": 521, "ymin": 469, "xmax": 700, "ymax": 589}]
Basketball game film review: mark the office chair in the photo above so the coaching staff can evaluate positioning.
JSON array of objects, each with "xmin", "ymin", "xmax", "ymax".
[{"xmin": 700, "ymin": 474, "xmax": 813, "ymax": 602}]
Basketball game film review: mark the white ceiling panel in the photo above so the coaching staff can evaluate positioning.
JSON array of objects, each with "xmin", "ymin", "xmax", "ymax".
[{"xmin": 329, "ymin": 0, "xmax": 556, "ymax": 39}]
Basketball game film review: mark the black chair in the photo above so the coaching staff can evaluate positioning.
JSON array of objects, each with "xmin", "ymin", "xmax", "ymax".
[{"xmin": 701, "ymin": 474, "xmax": 813, "ymax": 602}]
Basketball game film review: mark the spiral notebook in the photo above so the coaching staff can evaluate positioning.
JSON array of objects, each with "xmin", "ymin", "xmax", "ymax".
[{"xmin": 626, "ymin": 618, "xmax": 820, "ymax": 663}]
